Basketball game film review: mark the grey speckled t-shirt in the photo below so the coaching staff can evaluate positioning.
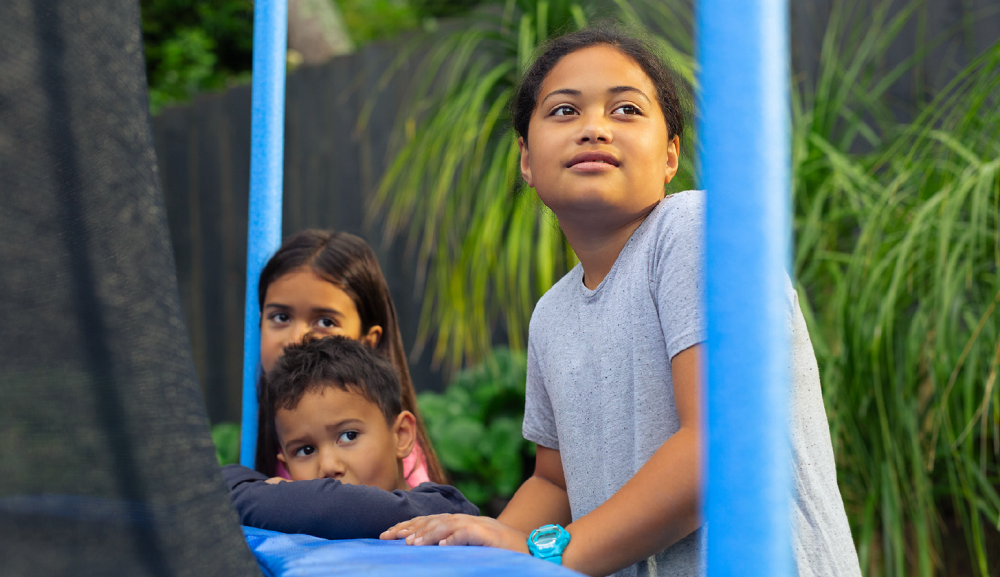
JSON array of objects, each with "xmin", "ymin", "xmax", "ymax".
[{"xmin": 522, "ymin": 190, "xmax": 861, "ymax": 577}]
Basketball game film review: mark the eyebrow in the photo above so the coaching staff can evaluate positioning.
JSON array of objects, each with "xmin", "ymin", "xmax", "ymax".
[
  {"xmin": 539, "ymin": 88, "xmax": 581, "ymax": 106},
  {"xmin": 263, "ymin": 303, "xmax": 345, "ymax": 318},
  {"xmin": 608, "ymin": 85, "xmax": 651, "ymax": 102},
  {"xmin": 539, "ymin": 86, "xmax": 651, "ymax": 106},
  {"xmin": 326, "ymin": 418, "xmax": 363, "ymax": 432}
]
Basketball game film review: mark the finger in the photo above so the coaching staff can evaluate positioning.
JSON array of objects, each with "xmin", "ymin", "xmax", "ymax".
[
  {"xmin": 381, "ymin": 520, "xmax": 421, "ymax": 540},
  {"xmin": 381, "ymin": 514, "xmax": 441, "ymax": 540},
  {"xmin": 410, "ymin": 515, "xmax": 474, "ymax": 546},
  {"xmin": 442, "ymin": 526, "xmax": 483, "ymax": 547}
]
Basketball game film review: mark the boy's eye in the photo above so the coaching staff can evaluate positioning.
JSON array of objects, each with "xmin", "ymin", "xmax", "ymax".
[
  {"xmin": 338, "ymin": 431, "xmax": 359, "ymax": 443},
  {"xmin": 549, "ymin": 105, "xmax": 578, "ymax": 116},
  {"xmin": 293, "ymin": 445, "xmax": 315, "ymax": 457},
  {"xmin": 612, "ymin": 104, "xmax": 643, "ymax": 116}
]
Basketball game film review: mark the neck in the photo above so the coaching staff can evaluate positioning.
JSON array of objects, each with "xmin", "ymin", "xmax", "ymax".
[
  {"xmin": 395, "ymin": 462, "xmax": 410, "ymax": 491},
  {"xmin": 558, "ymin": 202, "xmax": 658, "ymax": 290}
]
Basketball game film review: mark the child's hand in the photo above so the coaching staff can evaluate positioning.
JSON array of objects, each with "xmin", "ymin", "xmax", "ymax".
[
  {"xmin": 265, "ymin": 477, "xmax": 290, "ymax": 484},
  {"xmin": 380, "ymin": 514, "xmax": 530, "ymax": 554}
]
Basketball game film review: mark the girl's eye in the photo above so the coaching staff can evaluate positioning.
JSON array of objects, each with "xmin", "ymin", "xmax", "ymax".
[
  {"xmin": 612, "ymin": 104, "xmax": 643, "ymax": 116},
  {"xmin": 338, "ymin": 431, "xmax": 359, "ymax": 443},
  {"xmin": 293, "ymin": 445, "xmax": 315, "ymax": 457},
  {"xmin": 549, "ymin": 105, "xmax": 578, "ymax": 117},
  {"xmin": 270, "ymin": 312, "xmax": 290, "ymax": 323},
  {"xmin": 316, "ymin": 317, "xmax": 337, "ymax": 330}
]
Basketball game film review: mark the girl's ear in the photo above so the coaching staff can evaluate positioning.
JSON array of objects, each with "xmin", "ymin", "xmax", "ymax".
[
  {"xmin": 362, "ymin": 325, "xmax": 383, "ymax": 348},
  {"xmin": 518, "ymin": 136, "xmax": 534, "ymax": 188},
  {"xmin": 276, "ymin": 451, "xmax": 287, "ymax": 467},
  {"xmin": 392, "ymin": 410, "xmax": 417, "ymax": 460},
  {"xmin": 663, "ymin": 134, "xmax": 680, "ymax": 184}
]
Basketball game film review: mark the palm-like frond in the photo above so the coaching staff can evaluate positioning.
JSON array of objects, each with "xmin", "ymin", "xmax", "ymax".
[{"xmin": 368, "ymin": 0, "xmax": 694, "ymax": 368}]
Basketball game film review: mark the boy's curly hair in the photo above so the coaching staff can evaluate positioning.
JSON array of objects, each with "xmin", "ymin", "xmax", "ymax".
[{"xmin": 264, "ymin": 336, "xmax": 403, "ymax": 427}]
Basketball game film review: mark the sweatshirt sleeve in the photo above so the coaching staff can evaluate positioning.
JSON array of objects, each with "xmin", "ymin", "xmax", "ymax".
[{"xmin": 221, "ymin": 465, "xmax": 479, "ymax": 540}]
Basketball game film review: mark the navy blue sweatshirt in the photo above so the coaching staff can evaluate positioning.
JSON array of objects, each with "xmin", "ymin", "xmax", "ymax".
[{"xmin": 222, "ymin": 464, "xmax": 479, "ymax": 540}]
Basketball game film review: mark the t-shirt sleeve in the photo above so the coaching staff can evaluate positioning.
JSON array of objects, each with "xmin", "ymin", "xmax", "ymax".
[
  {"xmin": 521, "ymin": 336, "xmax": 559, "ymax": 450},
  {"xmin": 651, "ymin": 192, "xmax": 708, "ymax": 359},
  {"xmin": 221, "ymin": 464, "xmax": 478, "ymax": 539}
]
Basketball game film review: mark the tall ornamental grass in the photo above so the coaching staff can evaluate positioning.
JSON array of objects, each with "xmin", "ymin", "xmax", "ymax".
[
  {"xmin": 794, "ymin": 3, "xmax": 1000, "ymax": 574},
  {"xmin": 368, "ymin": 1, "xmax": 1000, "ymax": 574}
]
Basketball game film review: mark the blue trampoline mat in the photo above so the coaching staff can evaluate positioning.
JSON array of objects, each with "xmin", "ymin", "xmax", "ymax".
[{"xmin": 243, "ymin": 526, "xmax": 582, "ymax": 577}]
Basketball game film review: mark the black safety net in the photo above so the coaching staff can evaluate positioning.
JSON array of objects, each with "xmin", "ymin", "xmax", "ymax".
[{"xmin": 0, "ymin": 2, "xmax": 262, "ymax": 575}]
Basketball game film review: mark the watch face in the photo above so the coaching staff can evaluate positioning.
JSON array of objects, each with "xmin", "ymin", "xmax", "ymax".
[{"xmin": 529, "ymin": 525, "xmax": 569, "ymax": 561}]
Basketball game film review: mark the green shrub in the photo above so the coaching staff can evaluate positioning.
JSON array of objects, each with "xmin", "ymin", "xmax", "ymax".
[
  {"xmin": 418, "ymin": 347, "xmax": 534, "ymax": 511},
  {"xmin": 211, "ymin": 422, "xmax": 241, "ymax": 466}
]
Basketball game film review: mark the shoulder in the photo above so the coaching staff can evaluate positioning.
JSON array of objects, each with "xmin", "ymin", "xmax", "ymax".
[
  {"xmin": 648, "ymin": 190, "xmax": 705, "ymax": 240},
  {"xmin": 644, "ymin": 190, "xmax": 705, "ymax": 274}
]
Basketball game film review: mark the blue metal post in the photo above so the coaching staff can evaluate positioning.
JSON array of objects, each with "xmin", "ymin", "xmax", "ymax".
[
  {"xmin": 240, "ymin": 0, "xmax": 287, "ymax": 468},
  {"xmin": 698, "ymin": 0, "xmax": 792, "ymax": 575}
]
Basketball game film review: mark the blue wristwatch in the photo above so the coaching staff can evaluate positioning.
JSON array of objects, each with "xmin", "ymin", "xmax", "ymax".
[{"xmin": 527, "ymin": 524, "xmax": 571, "ymax": 564}]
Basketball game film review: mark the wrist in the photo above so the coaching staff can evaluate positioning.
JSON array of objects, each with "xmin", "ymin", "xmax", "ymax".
[{"xmin": 527, "ymin": 524, "xmax": 571, "ymax": 564}]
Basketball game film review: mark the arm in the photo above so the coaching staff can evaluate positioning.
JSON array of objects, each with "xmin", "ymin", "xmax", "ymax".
[
  {"xmin": 382, "ymin": 345, "xmax": 702, "ymax": 577},
  {"xmin": 558, "ymin": 344, "xmax": 702, "ymax": 575},
  {"xmin": 222, "ymin": 465, "xmax": 478, "ymax": 539},
  {"xmin": 496, "ymin": 445, "xmax": 572, "ymax": 533}
]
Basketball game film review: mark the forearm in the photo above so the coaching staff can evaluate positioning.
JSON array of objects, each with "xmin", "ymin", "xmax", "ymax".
[
  {"xmin": 562, "ymin": 427, "xmax": 701, "ymax": 577},
  {"xmin": 497, "ymin": 474, "xmax": 572, "ymax": 533},
  {"xmin": 223, "ymin": 465, "xmax": 476, "ymax": 539}
]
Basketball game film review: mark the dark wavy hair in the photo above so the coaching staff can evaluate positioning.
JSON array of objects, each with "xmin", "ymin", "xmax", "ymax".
[
  {"xmin": 512, "ymin": 25, "xmax": 685, "ymax": 143},
  {"xmin": 266, "ymin": 336, "xmax": 402, "ymax": 426},
  {"xmin": 253, "ymin": 229, "xmax": 445, "ymax": 483}
]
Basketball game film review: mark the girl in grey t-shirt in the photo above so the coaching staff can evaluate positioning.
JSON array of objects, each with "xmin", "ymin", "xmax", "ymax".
[{"xmin": 382, "ymin": 26, "xmax": 861, "ymax": 577}]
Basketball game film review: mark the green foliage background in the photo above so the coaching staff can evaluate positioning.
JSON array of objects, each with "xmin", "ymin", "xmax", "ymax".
[
  {"xmin": 417, "ymin": 348, "xmax": 533, "ymax": 511},
  {"xmin": 139, "ymin": 0, "xmax": 484, "ymax": 113},
  {"xmin": 140, "ymin": 0, "xmax": 255, "ymax": 113}
]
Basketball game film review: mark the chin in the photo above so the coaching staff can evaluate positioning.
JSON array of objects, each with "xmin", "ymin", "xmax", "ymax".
[{"xmin": 544, "ymin": 190, "xmax": 634, "ymax": 216}]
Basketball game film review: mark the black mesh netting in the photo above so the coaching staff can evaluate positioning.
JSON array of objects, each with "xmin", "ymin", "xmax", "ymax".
[{"xmin": 0, "ymin": 2, "xmax": 262, "ymax": 575}]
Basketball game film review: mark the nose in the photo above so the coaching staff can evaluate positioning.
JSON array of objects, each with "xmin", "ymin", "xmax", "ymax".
[
  {"xmin": 576, "ymin": 111, "xmax": 612, "ymax": 144},
  {"xmin": 284, "ymin": 321, "xmax": 313, "ymax": 349},
  {"xmin": 318, "ymin": 450, "xmax": 345, "ymax": 480}
]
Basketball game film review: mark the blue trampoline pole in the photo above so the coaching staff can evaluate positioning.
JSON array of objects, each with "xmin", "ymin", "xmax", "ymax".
[
  {"xmin": 240, "ymin": 0, "xmax": 288, "ymax": 468},
  {"xmin": 698, "ymin": 0, "xmax": 792, "ymax": 575}
]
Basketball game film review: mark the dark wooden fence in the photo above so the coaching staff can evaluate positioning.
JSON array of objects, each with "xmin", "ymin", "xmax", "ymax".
[
  {"xmin": 152, "ymin": 41, "xmax": 440, "ymax": 425},
  {"xmin": 152, "ymin": 1, "xmax": 1000, "ymax": 426}
]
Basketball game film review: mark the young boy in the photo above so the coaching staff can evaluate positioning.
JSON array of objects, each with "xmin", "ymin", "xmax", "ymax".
[{"xmin": 222, "ymin": 337, "xmax": 478, "ymax": 540}]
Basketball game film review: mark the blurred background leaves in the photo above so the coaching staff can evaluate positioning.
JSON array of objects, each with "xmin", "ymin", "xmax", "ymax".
[{"xmin": 417, "ymin": 347, "xmax": 533, "ymax": 514}]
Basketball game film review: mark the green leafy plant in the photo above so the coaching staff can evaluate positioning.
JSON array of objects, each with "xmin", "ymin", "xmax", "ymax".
[
  {"xmin": 140, "ymin": 0, "xmax": 255, "ymax": 113},
  {"xmin": 417, "ymin": 347, "xmax": 533, "ymax": 512},
  {"xmin": 211, "ymin": 422, "xmax": 241, "ymax": 466}
]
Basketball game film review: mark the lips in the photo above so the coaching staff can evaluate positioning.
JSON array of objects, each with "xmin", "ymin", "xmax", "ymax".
[{"xmin": 566, "ymin": 151, "xmax": 620, "ymax": 168}]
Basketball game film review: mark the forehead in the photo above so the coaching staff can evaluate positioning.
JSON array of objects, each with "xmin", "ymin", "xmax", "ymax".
[
  {"xmin": 537, "ymin": 45, "xmax": 657, "ymax": 106},
  {"xmin": 265, "ymin": 267, "xmax": 354, "ymax": 307},
  {"xmin": 275, "ymin": 386, "xmax": 384, "ymax": 433}
]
